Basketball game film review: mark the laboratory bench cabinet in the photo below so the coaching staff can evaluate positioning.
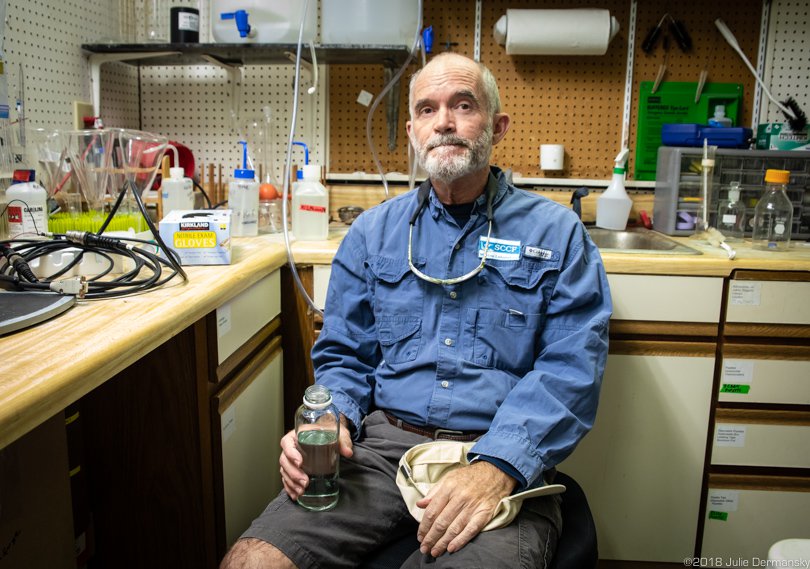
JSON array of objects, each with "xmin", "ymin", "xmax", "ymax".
[
  {"xmin": 561, "ymin": 274, "xmax": 724, "ymax": 565},
  {"xmin": 69, "ymin": 269, "xmax": 284, "ymax": 568}
]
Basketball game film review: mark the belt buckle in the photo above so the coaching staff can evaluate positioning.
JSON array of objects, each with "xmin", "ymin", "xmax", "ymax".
[{"xmin": 433, "ymin": 428, "xmax": 466, "ymax": 441}]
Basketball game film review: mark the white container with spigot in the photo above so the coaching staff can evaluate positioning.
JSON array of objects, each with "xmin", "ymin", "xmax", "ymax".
[{"xmin": 596, "ymin": 149, "xmax": 632, "ymax": 231}]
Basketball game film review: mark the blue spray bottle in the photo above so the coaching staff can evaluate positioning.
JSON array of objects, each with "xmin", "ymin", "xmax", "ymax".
[{"xmin": 230, "ymin": 141, "xmax": 259, "ymax": 236}]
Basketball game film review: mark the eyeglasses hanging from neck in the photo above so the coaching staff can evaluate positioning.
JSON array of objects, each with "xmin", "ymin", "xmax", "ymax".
[{"xmin": 407, "ymin": 176, "xmax": 497, "ymax": 286}]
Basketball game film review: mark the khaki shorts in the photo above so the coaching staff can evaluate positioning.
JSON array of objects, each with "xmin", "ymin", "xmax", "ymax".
[{"xmin": 240, "ymin": 411, "xmax": 561, "ymax": 569}]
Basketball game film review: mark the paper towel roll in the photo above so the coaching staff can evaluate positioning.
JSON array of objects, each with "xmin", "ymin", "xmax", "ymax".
[{"xmin": 493, "ymin": 9, "xmax": 620, "ymax": 56}]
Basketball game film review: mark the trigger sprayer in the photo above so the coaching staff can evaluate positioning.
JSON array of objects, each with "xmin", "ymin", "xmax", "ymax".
[{"xmin": 595, "ymin": 149, "xmax": 633, "ymax": 231}]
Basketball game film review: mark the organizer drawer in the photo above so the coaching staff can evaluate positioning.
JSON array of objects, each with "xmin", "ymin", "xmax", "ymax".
[
  {"xmin": 607, "ymin": 274, "xmax": 723, "ymax": 323},
  {"xmin": 711, "ymin": 410, "xmax": 810, "ymax": 468},
  {"xmin": 702, "ymin": 477, "xmax": 810, "ymax": 561},
  {"xmin": 725, "ymin": 279, "xmax": 810, "ymax": 325},
  {"xmin": 718, "ymin": 345, "xmax": 810, "ymax": 405},
  {"xmin": 216, "ymin": 270, "xmax": 281, "ymax": 364}
]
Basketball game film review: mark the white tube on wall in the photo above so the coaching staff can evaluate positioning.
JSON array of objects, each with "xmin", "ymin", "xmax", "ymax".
[{"xmin": 493, "ymin": 9, "xmax": 620, "ymax": 56}]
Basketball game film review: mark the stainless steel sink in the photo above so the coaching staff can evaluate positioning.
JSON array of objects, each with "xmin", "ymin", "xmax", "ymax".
[{"xmin": 587, "ymin": 227, "xmax": 702, "ymax": 255}]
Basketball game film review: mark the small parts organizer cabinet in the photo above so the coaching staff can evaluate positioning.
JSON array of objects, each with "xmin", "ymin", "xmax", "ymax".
[{"xmin": 702, "ymin": 271, "xmax": 810, "ymax": 562}]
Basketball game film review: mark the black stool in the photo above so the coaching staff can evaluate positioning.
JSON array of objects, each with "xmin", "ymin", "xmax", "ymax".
[{"xmin": 360, "ymin": 471, "xmax": 597, "ymax": 569}]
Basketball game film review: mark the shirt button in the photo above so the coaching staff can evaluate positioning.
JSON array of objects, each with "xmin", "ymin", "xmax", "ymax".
[
  {"xmin": 444, "ymin": 338, "xmax": 454, "ymax": 346},
  {"xmin": 454, "ymin": 243, "xmax": 461, "ymax": 250},
  {"xmin": 449, "ymin": 291, "xmax": 457, "ymax": 299},
  {"xmin": 441, "ymin": 380, "xmax": 449, "ymax": 388}
]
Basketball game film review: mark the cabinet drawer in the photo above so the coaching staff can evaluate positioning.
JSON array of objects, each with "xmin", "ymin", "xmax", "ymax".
[
  {"xmin": 711, "ymin": 410, "xmax": 810, "ymax": 468},
  {"xmin": 702, "ymin": 477, "xmax": 810, "ymax": 561},
  {"xmin": 561, "ymin": 352, "xmax": 715, "ymax": 562},
  {"xmin": 216, "ymin": 270, "xmax": 281, "ymax": 364},
  {"xmin": 607, "ymin": 274, "xmax": 723, "ymax": 323},
  {"xmin": 725, "ymin": 280, "xmax": 810, "ymax": 325},
  {"xmin": 313, "ymin": 264, "xmax": 331, "ymax": 311},
  {"xmin": 719, "ymin": 346, "xmax": 810, "ymax": 405},
  {"xmin": 215, "ymin": 337, "xmax": 284, "ymax": 549}
]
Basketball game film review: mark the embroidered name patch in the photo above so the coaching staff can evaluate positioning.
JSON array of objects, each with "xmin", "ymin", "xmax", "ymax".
[
  {"xmin": 524, "ymin": 245, "xmax": 554, "ymax": 260},
  {"xmin": 478, "ymin": 236, "xmax": 521, "ymax": 261}
]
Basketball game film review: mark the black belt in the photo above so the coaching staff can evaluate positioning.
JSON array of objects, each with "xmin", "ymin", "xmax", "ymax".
[{"xmin": 384, "ymin": 412, "xmax": 483, "ymax": 442}]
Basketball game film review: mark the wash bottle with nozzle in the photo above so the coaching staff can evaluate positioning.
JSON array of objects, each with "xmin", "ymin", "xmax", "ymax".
[
  {"xmin": 595, "ymin": 149, "xmax": 632, "ymax": 231},
  {"xmin": 230, "ymin": 141, "xmax": 259, "ymax": 236}
]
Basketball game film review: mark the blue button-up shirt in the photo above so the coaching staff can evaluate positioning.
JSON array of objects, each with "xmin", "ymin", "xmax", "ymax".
[{"xmin": 312, "ymin": 168, "xmax": 612, "ymax": 489}]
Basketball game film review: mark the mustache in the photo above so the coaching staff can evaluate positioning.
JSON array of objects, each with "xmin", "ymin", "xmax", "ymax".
[{"xmin": 425, "ymin": 135, "xmax": 471, "ymax": 151}]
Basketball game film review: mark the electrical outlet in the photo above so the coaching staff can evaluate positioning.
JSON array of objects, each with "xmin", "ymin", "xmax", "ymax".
[{"xmin": 72, "ymin": 101, "xmax": 94, "ymax": 130}]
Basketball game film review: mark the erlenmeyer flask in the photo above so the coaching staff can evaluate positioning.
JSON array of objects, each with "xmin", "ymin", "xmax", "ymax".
[
  {"xmin": 117, "ymin": 129, "xmax": 168, "ymax": 205},
  {"xmin": 62, "ymin": 129, "xmax": 114, "ymax": 219},
  {"xmin": 243, "ymin": 107, "xmax": 280, "ymax": 188}
]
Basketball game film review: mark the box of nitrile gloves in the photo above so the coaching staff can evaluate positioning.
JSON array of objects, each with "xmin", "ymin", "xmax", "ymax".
[
  {"xmin": 159, "ymin": 209, "xmax": 232, "ymax": 265},
  {"xmin": 755, "ymin": 122, "xmax": 810, "ymax": 150}
]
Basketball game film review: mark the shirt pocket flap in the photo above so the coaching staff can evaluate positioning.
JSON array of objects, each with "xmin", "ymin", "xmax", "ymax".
[
  {"xmin": 486, "ymin": 257, "xmax": 561, "ymax": 290},
  {"xmin": 367, "ymin": 255, "xmax": 425, "ymax": 284},
  {"xmin": 378, "ymin": 314, "xmax": 421, "ymax": 345}
]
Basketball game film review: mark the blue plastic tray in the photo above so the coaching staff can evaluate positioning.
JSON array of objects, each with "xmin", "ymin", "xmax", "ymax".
[{"xmin": 661, "ymin": 123, "xmax": 753, "ymax": 148}]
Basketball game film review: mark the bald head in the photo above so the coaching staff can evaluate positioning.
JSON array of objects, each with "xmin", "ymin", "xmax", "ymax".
[{"xmin": 408, "ymin": 53, "xmax": 502, "ymax": 121}]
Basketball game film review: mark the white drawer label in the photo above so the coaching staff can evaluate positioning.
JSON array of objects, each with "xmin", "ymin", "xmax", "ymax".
[
  {"xmin": 217, "ymin": 302, "xmax": 232, "ymax": 338},
  {"xmin": 221, "ymin": 406, "xmax": 236, "ymax": 442},
  {"xmin": 715, "ymin": 425, "xmax": 746, "ymax": 447},
  {"xmin": 708, "ymin": 489, "xmax": 739, "ymax": 512},
  {"xmin": 729, "ymin": 282, "xmax": 761, "ymax": 306},
  {"xmin": 722, "ymin": 360, "xmax": 754, "ymax": 384}
]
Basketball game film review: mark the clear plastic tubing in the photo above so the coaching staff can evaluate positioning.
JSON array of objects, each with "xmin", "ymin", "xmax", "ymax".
[{"xmin": 280, "ymin": 0, "xmax": 424, "ymax": 317}]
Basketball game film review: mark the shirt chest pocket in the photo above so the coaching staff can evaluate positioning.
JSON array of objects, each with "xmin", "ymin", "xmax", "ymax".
[
  {"xmin": 367, "ymin": 256, "xmax": 426, "ymax": 365},
  {"xmin": 464, "ymin": 259, "xmax": 560, "ymax": 373}
]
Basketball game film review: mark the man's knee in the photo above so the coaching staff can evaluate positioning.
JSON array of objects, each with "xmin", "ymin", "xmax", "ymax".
[{"xmin": 220, "ymin": 537, "xmax": 297, "ymax": 569}]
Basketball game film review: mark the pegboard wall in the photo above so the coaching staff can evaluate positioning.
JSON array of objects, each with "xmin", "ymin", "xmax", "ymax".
[
  {"xmin": 329, "ymin": 0, "xmax": 777, "ymax": 181},
  {"xmin": 3, "ymin": 0, "xmax": 808, "ymax": 185},
  {"xmin": 762, "ymin": 1, "xmax": 810, "ymax": 124},
  {"xmin": 1, "ymin": 0, "xmax": 138, "ymax": 171},
  {"xmin": 136, "ymin": 0, "xmax": 328, "ymax": 181}
]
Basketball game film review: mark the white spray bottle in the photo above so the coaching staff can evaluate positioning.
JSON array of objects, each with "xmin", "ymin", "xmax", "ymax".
[{"xmin": 595, "ymin": 148, "xmax": 632, "ymax": 231}]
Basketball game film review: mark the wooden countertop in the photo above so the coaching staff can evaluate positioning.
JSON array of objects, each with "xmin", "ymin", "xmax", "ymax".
[
  {"xmin": 289, "ymin": 227, "xmax": 810, "ymax": 277},
  {"xmin": 3, "ymin": 228, "xmax": 810, "ymax": 450},
  {"xmin": 0, "ymin": 236, "xmax": 287, "ymax": 450}
]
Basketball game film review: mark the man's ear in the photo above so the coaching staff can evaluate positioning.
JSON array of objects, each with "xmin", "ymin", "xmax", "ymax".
[{"xmin": 491, "ymin": 113, "xmax": 511, "ymax": 146}]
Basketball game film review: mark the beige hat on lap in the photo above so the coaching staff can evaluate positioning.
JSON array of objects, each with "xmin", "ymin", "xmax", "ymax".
[{"xmin": 396, "ymin": 440, "xmax": 566, "ymax": 532}]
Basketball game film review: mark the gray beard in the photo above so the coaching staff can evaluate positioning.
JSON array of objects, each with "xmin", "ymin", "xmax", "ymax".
[{"xmin": 412, "ymin": 125, "xmax": 493, "ymax": 183}]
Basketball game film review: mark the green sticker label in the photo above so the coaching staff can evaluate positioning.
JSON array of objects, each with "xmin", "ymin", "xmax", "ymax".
[
  {"xmin": 709, "ymin": 511, "xmax": 729, "ymax": 521},
  {"xmin": 720, "ymin": 384, "xmax": 750, "ymax": 394}
]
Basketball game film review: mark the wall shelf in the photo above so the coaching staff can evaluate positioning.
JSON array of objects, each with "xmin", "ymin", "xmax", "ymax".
[
  {"xmin": 81, "ymin": 43, "xmax": 411, "ymax": 68},
  {"xmin": 81, "ymin": 43, "xmax": 411, "ymax": 148}
]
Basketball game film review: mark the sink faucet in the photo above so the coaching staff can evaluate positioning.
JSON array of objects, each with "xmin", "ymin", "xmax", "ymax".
[{"xmin": 570, "ymin": 187, "xmax": 590, "ymax": 220}]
